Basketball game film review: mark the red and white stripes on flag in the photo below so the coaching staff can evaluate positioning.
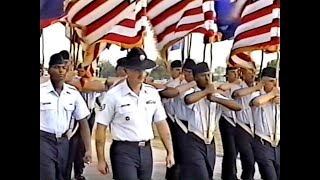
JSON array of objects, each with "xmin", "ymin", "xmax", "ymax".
[
  {"xmin": 66, "ymin": 0, "xmax": 146, "ymax": 47},
  {"xmin": 228, "ymin": 52, "xmax": 256, "ymax": 69},
  {"xmin": 147, "ymin": 0, "xmax": 219, "ymax": 58},
  {"xmin": 231, "ymin": 0, "xmax": 280, "ymax": 55},
  {"xmin": 64, "ymin": 0, "xmax": 148, "ymax": 65}
]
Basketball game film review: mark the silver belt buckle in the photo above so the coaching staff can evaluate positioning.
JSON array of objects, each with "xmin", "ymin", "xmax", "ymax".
[
  {"xmin": 56, "ymin": 133, "xmax": 62, "ymax": 138},
  {"xmin": 138, "ymin": 142, "xmax": 146, "ymax": 147}
]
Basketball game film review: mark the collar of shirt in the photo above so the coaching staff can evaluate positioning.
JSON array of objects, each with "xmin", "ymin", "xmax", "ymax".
[
  {"xmin": 41, "ymin": 80, "xmax": 73, "ymax": 96},
  {"xmin": 120, "ymin": 80, "xmax": 149, "ymax": 97}
]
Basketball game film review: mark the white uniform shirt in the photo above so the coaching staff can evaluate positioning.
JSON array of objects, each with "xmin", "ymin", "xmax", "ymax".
[
  {"xmin": 162, "ymin": 78, "xmax": 181, "ymax": 116},
  {"xmin": 172, "ymin": 81, "xmax": 196, "ymax": 121},
  {"xmin": 233, "ymin": 82, "xmax": 260, "ymax": 134},
  {"xmin": 252, "ymin": 92, "xmax": 280, "ymax": 142},
  {"xmin": 96, "ymin": 81, "xmax": 167, "ymax": 141},
  {"xmin": 186, "ymin": 88, "xmax": 227, "ymax": 142},
  {"xmin": 221, "ymin": 85, "xmax": 238, "ymax": 126},
  {"xmin": 40, "ymin": 81, "xmax": 90, "ymax": 136}
]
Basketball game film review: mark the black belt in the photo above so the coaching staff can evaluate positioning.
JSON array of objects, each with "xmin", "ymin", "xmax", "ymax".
[
  {"xmin": 112, "ymin": 140, "xmax": 151, "ymax": 147},
  {"xmin": 254, "ymin": 135, "xmax": 272, "ymax": 146},
  {"xmin": 40, "ymin": 130, "xmax": 68, "ymax": 139}
]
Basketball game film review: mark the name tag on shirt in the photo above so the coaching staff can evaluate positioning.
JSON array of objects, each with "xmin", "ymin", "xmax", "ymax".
[
  {"xmin": 146, "ymin": 100, "xmax": 156, "ymax": 104},
  {"xmin": 121, "ymin": 104, "xmax": 130, "ymax": 107}
]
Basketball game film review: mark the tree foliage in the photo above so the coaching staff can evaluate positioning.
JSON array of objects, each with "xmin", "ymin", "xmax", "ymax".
[
  {"xmin": 149, "ymin": 58, "xmax": 171, "ymax": 80},
  {"xmin": 100, "ymin": 61, "xmax": 116, "ymax": 78},
  {"xmin": 267, "ymin": 59, "xmax": 279, "ymax": 69}
]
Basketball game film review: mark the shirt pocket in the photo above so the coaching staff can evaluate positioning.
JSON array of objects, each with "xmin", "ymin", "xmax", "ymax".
[
  {"xmin": 117, "ymin": 105, "xmax": 134, "ymax": 114},
  {"xmin": 40, "ymin": 101, "xmax": 56, "ymax": 120},
  {"xmin": 40, "ymin": 102, "xmax": 55, "ymax": 111},
  {"xmin": 115, "ymin": 105, "xmax": 135, "ymax": 123},
  {"xmin": 63, "ymin": 101, "xmax": 75, "ymax": 121}
]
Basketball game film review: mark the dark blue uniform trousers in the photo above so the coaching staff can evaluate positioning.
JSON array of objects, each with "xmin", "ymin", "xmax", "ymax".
[
  {"xmin": 40, "ymin": 130, "xmax": 69, "ymax": 180},
  {"xmin": 253, "ymin": 136, "xmax": 280, "ymax": 180},
  {"xmin": 165, "ymin": 116, "xmax": 181, "ymax": 180},
  {"xmin": 219, "ymin": 117, "xmax": 239, "ymax": 180},
  {"xmin": 110, "ymin": 140, "xmax": 153, "ymax": 180},
  {"xmin": 179, "ymin": 132, "xmax": 216, "ymax": 180},
  {"xmin": 235, "ymin": 124, "xmax": 256, "ymax": 180},
  {"xmin": 66, "ymin": 110, "xmax": 95, "ymax": 179}
]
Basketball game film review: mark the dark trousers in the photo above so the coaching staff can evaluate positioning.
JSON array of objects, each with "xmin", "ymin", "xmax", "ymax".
[
  {"xmin": 219, "ymin": 117, "xmax": 239, "ymax": 180},
  {"xmin": 66, "ymin": 132, "xmax": 85, "ymax": 179},
  {"xmin": 174, "ymin": 120, "xmax": 190, "ymax": 178},
  {"xmin": 179, "ymin": 132, "xmax": 216, "ymax": 180},
  {"xmin": 253, "ymin": 136, "xmax": 280, "ymax": 180},
  {"xmin": 110, "ymin": 140, "xmax": 153, "ymax": 180},
  {"xmin": 235, "ymin": 125, "xmax": 255, "ymax": 180},
  {"xmin": 165, "ymin": 117, "xmax": 180, "ymax": 180},
  {"xmin": 66, "ymin": 111, "xmax": 95, "ymax": 179},
  {"xmin": 40, "ymin": 131, "xmax": 69, "ymax": 180}
]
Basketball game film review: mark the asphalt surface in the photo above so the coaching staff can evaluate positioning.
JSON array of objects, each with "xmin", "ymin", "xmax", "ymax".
[{"xmin": 75, "ymin": 139, "xmax": 262, "ymax": 180}]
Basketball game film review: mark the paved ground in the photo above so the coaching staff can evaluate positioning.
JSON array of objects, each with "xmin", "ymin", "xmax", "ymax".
[{"xmin": 76, "ymin": 131, "xmax": 262, "ymax": 180}]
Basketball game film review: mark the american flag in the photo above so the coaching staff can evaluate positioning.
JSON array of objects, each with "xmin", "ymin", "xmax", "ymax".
[
  {"xmin": 147, "ymin": 0, "xmax": 219, "ymax": 58},
  {"xmin": 228, "ymin": 0, "xmax": 280, "ymax": 68},
  {"xmin": 64, "ymin": 0, "xmax": 147, "ymax": 65},
  {"xmin": 83, "ymin": 59, "xmax": 98, "ymax": 79},
  {"xmin": 231, "ymin": 0, "xmax": 280, "ymax": 55},
  {"xmin": 66, "ymin": 0, "xmax": 146, "ymax": 47},
  {"xmin": 228, "ymin": 52, "xmax": 256, "ymax": 69},
  {"xmin": 40, "ymin": 0, "xmax": 65, "ymax": 28}
]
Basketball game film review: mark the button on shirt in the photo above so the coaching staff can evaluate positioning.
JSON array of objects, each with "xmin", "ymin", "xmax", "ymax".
[
  {"xmin": 96, "ymin": 81, "xmax": 167, "ymax": 141},
  {"xmin": 40, "ymin": 81, "xmax": 90, "ymax": 135}
]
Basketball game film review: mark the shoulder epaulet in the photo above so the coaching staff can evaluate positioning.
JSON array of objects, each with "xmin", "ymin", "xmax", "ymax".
[
  {"xmin": 144, "ymin": 84, "xmax": 156, "ymax": 89},
  {"xmin": 40, "ymin": 80, "xmax": 50, "ymax": 87},
  {"xmin": 65, "ymin": 84, "xmax": 77, "ymax": 91},
  {"xmin": 40, "ymin": 83, "xmax": 46, "ymax": 87}
]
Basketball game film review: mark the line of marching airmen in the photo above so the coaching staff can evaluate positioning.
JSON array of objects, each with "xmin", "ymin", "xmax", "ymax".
[{"xmin": 40, "ymin": 47, "xmax": 280, "ymax": 180}]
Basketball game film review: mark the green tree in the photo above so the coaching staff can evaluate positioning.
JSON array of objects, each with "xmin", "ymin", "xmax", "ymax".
[
  {"xmin": 100, "ymin": 60, "xmax": 116, "ymax": 78},
  {"xmin": 213, "ymin": 66, "xmax": 225, "ymax": 82},
  {"xmin": 150, "ymin": 58, "xmax": 171, "ymax": 80},
  {"xmin": 214, "ymin": 66, "xmax": 225, "ymax": 76}
]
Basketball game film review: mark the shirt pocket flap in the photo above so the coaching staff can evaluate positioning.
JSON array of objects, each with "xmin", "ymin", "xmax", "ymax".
[
  {"xmin": 40, "ymin": 102, "xmax": 55, "ymax": 110},
  {"xmin": 117, "ymin": 105, "xmax": 134, "ymax": 114},
  {"xmin": 64, "ymin": 102, "xmax": 75, "ymax": 111}
]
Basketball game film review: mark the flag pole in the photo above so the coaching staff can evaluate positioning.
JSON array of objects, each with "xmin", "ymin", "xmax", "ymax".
[
  {"xmin": 181, "ymin": 37, "xmax": 185, "ymax": 64},
  {"xmin": 187, "ymin": 34, "xmax": 192, "ymax": 59},
  {"xmin": 273, "ymin": 51, "xmax": 280, "ymax": 147},
  {"xmin": 41, "ymin": 30, "xmax": 45, "ymax": 65},
  {"xmin": 258, "ymin": 50, "xmax": 264, "ymax": 79}
]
